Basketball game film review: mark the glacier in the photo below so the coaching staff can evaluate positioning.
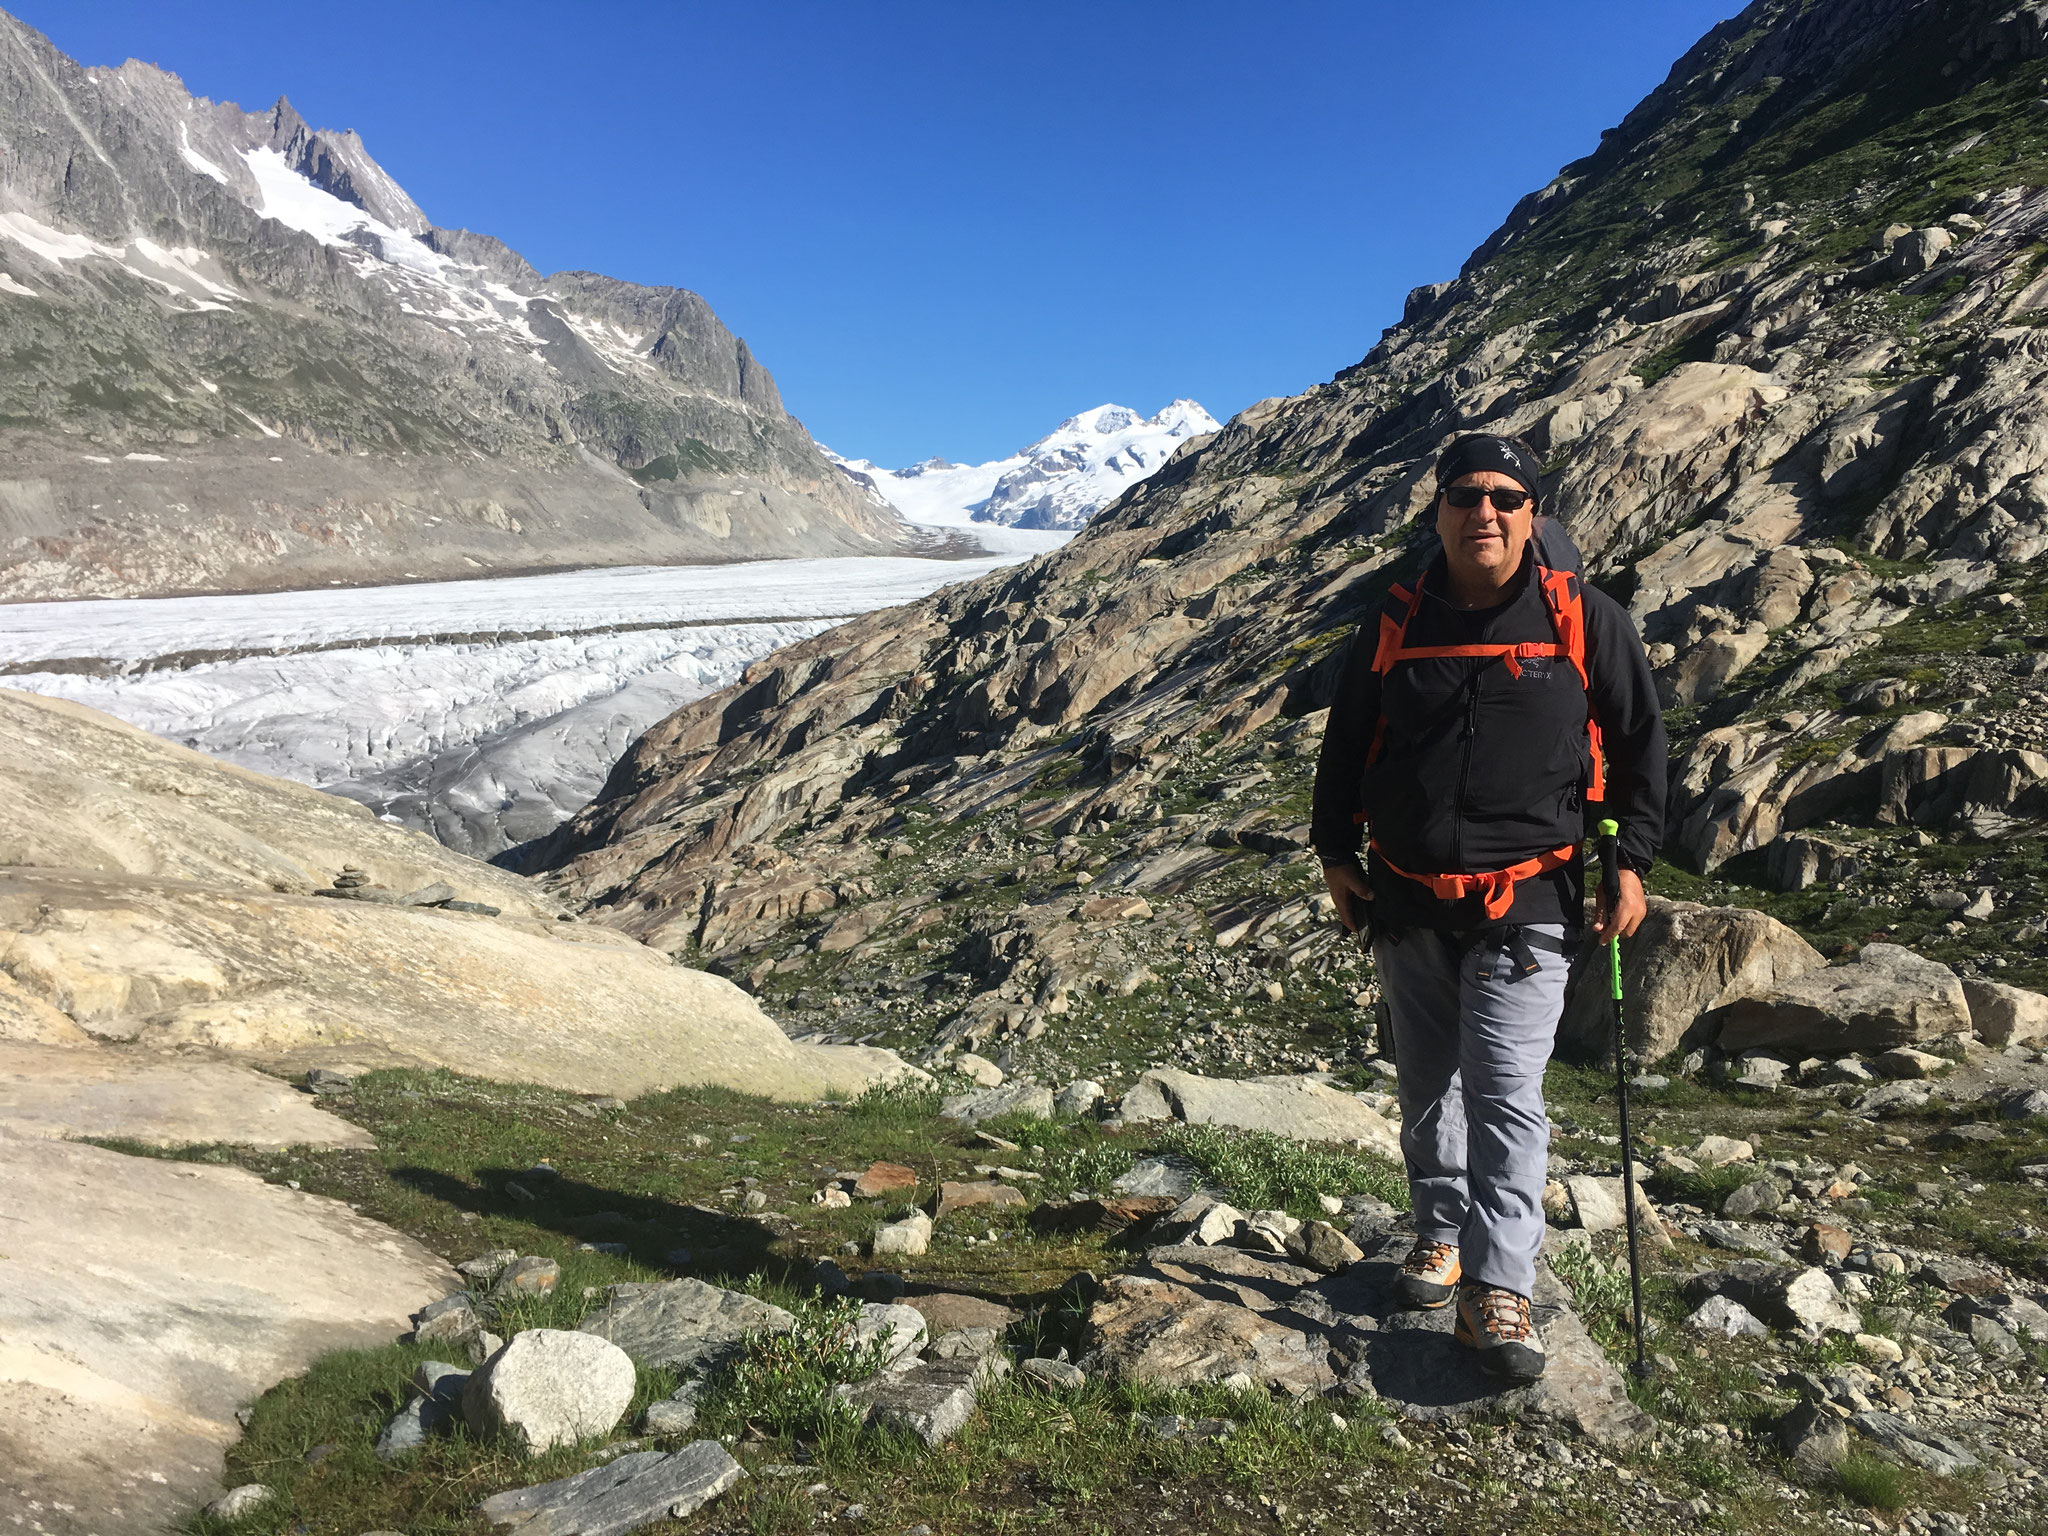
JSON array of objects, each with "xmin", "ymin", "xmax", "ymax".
[{"xmin": 0, "ymin": 553, "xmax": 1035, "ymax": 859}]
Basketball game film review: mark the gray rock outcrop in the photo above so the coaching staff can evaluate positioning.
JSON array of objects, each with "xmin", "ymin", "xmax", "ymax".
[
  {"xmin": 0, "ymin": 690, "xmax": 918, "ymax": 1102},
  {"xmin": 575, "ymin": 1279, "xmax": 796, "ymax": 1374}
]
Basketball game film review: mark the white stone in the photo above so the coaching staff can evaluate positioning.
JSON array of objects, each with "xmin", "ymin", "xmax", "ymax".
[
  {"xmin": 461, "ymin": 1328, "xmax": 637, "ymax": 1454},
  {"xmin": 872, "ymin": 1211, "xmax": 933, "ymax": 1258},
  {"xmin": 204, "ymin": 1484, "xmax": 275, "ymax": 1520}
]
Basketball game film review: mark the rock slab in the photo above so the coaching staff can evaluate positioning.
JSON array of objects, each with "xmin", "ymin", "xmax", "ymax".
[
  {"xmin": 1115, "ymin": 1069, "xmax": 1400, "ymax": 1156},
  {"xmin": 478, "ymin": 1441, "xmax": 746, "ymax": 1532},
  {"xmin": 0, "ymin": 1041, "xmax": 374, "ymax": 1148},
  {"xmin": 0, "ymin": 1128, "xmax": 454, "ymax": 1536}
]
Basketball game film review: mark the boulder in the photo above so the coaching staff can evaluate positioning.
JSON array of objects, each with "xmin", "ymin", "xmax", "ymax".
[
  {"xmin": 1713, "ymin": 943, "xmax": 1971, "ymax": 1056},
  {"xmin": 1021, "ymin": 1357, "xmax": 1087, "ymax": 1390},
  {"xmin": 1685, "ymin": 1295, "xmax": 1768, "ymax": 1339},
  {"xmin": 1692, "ymin": 1134, "xmax": 1754, "ymax": 1166},
  {"xmin": 204, "ymin": 1485, "xmax": 275, "ymax": 1520},
  {"xmin": 1849, "ymin": 1411, "xmax": 1979, "ymax": 1476},
  {"xmin": 1053, "ymin": 1078, "xmax": 1106, "ymax": 1116},
  {"xmin": 0, "ymin": 1129, "xmax": 454, "ymax": 1535},
  {"xmin": 1764, "ymin": 833, "xmax": 1864, "ymax": 893},
  {"xmin": 1684, "ymin": 1262, "xmax": 1860, "ymax": 1336},
  {"xmin": 1873, "ymin": 1045, "xmax": 1946, "ymax": 1079},
  {"xmin": 1284, "ymin": 1220, "xmax": 1363, "ymax": 1274},
  {"xmin": 833, "ymin": 1356, "xmax": 998, "ymax": 1445},
  {"xmin": 951, "ymin": 1052, "xmax": 1004, "ymax": 1088},
  {"xmin": 1887, "ymin": 225, "xmax": 1954, "ymax": 277},
  {"xmin": 854, "ymin": 1303, "xmax": 929, "ymax": 1371},
  {"xmin": 1777, "ymin": 1401, "xmax": 1850, "ymax": 1471},
  {"xmin": 1878, "ymin": 745, "xmax": 2048, "ymax": 834},
  {"xmin": 478, "ymin": 1442, "xmax": 746, "ymax": 1532},
  {"xmin": 1565, "ymin": 1175, "xmax": 1624, "ymax": 1234},
  {"xmin": 576, "ymin": 1279, "xmax": 795, "ymax": 1373},
  {"xmin": 462, "ymin": 1328, "xmax": 636, "ymax": 1454},
  {"xmin": 1961, "ymin": 977, "xmax": 2048, "ymax": 1046},
  {"xmin": 1113, "ymin": 1068, "xmax": 1400, "ymax": 1156},
  {"xmin": 1721, "ymin": 1178, "xmax": 1786, "ymax": 1219},
  {"xmin": 1558, "ymin": 899, "xmax": 1824, "ymax": 1063},
  {"xmin": 1799, "ymin": 1224, "xmax": 1852, "ymax": 1266},
  {"xmin": 1111, "ymin": 1154, "xmax": 1205, "ymax": 1199}
]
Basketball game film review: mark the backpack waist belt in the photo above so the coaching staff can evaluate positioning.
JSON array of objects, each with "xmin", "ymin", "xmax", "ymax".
[{"xmin": 1368, "ymin": 838, "xmax": 1576, "ymax": 922}]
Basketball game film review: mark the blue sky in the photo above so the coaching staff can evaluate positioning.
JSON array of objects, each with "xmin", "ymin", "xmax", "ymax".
[{"xmin": 24, "ymin": 2, "xmax": 1741, "ymax": 466}]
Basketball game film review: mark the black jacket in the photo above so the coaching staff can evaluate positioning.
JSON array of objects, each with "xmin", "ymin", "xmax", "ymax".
[{"xmin": 1310, "ymin": 551, "xmax": 1667, "ymax": 931}]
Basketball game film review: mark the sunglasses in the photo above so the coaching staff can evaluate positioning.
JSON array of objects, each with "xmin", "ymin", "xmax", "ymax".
[{"xmin": 1442, "ymin": 485, "xmax": 1533, "ymax": 512}]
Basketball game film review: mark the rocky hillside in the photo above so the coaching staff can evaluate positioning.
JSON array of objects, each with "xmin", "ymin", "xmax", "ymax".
[
  {"xmin": 0, "ymin": 12, "xmax": 915, "ymax": 600},
  {"xmin": 521, "ymin": 0, "xmax": 2048, "ymax": 1094}
]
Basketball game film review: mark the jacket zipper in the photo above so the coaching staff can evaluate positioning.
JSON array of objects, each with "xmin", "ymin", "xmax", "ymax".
[{"xmin": 1452, "ymin": 664, "xmax": 1480, "ymax": 869}]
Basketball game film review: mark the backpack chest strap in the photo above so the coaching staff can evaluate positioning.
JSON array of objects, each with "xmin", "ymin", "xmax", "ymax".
[{"xmin": 1376, "ymin": 640, "xmax": 1565, "ymax": 680}]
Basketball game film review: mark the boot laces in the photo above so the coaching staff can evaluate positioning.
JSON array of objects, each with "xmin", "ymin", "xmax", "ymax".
[
  {"xmin": 1470, "ymin": 1286, "xmax": 1533, "ymax": 1342},
  {"xmin": 1402, "ymin": 1240, "xmax": 1456, "ymax": 1279}
]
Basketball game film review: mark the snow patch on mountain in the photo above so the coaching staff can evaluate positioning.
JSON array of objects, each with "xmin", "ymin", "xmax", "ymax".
[{"xmin": 835, "ymin": 399, "xmax": 1220, "ymax": 534}]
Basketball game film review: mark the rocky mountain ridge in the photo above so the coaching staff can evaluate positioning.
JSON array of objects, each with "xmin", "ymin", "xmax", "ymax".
[
  {"xmin": 516, "ymin": 0, "xmax": 2048, "ymax": 1095},
  {"xmin": 0, "ymin": 11, "xmax": 915, "ymax": 600}
]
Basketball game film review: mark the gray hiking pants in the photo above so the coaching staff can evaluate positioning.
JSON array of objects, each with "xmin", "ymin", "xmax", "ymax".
[{"xmin": 1371, "ymin": 923, "xmax": 1574, "ymax": 1299}]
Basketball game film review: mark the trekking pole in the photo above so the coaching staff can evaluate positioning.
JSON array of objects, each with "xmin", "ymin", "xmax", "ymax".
[{"xmin": 1596, "ymin": 817, "xmax": 1654, "ymax": 1381}]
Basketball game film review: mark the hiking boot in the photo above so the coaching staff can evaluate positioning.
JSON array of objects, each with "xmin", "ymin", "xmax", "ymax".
[
  {"xmin": 1390, "ymin": 1239, "xmax": 1461, "ymax": 1309},
  {"xmin": 1454, "ymin": 1282, "xmax": 1546, "ymax": 1381}
]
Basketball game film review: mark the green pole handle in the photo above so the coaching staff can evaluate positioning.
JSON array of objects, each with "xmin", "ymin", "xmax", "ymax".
[{"xmin": 1596, "ymin": 817, "xmax": 1623, "ymax": 1000}]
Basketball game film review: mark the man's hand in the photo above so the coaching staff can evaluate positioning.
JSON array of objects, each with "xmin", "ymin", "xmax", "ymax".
[
  {"xmin": 1594, "ymin": 867, "xmax": 1647, "ymax": 944},
  {"xmin": 1323, "ymin": 860, "xmax": 1372, "ymax": 933}
]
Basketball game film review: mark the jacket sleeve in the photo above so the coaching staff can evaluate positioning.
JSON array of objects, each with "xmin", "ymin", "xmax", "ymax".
[
  {"xmin": 1582, "ymin": 586, "xmax": 1667, "ymax": 875},
  {"xmin": 1310, "ymin": 625, "xmax": 1380, "ymax": 866}
]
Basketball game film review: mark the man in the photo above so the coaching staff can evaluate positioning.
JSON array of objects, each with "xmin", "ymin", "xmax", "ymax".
[{"xmin": 1311, "ymin": 432, "xmax": 1665, "ymax": 1382}]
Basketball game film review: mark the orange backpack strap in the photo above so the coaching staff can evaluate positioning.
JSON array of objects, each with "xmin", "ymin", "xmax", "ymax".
[
  {"xmin": 1370, "ymin": 582, "xmax": 1422, "ymax": 677},
  {"xmin": 1537, "ymin": 564, "xmax": 1606, "ymax": 800}
]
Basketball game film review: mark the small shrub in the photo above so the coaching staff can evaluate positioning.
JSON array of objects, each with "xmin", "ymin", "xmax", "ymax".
[
  {"xmin": 1548, "ymin": 1242, "xmax": 1631, "ymax": 1337},
  {"xmin": 1835, "ymin": 1451, "xmax": 1909, "ymax": 1510},
  {"xmin": 704, "ymin": 1296, "xmax": 894, "ymax": 1439}
]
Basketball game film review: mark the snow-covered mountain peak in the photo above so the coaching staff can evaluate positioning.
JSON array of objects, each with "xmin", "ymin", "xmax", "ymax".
[{"xmin": 839, "ymin": 398, "xmax": 1221, "ymax": 534}]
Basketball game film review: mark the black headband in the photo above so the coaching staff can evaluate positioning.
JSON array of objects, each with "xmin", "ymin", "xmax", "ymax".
[{"xmin": 1434, "ymin": 434, "xmax": 1542, "ymax": 504}]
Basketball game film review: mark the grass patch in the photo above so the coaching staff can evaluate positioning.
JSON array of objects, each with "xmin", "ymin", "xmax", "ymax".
[
  {"xmin": 1834, "ymin": 1451, "xmax": 1910, "ymax": 1510},
  {"xmin": 1155, "ymin": 1123, "xmax": 1406, "ymax": 1216}
]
